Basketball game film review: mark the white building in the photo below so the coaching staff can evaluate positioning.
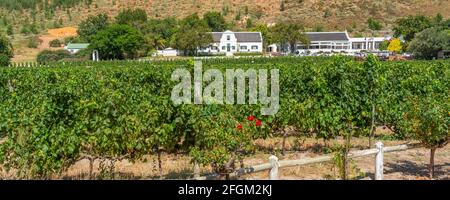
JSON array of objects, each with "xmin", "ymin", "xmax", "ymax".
[
  {"xmin": 198, "ymin": 30, "xmax": 263, "ymax": 56},
  {"xmin": 64, "ymin": 43, "xmax": 90, "ymax": 54},
  {"xmin": 270, "ymin": 31, "xmax": 391, "ymax": 54},
  {"xmin": 156, "ymin": 48, "xmax": 178, "ymax": 57}
]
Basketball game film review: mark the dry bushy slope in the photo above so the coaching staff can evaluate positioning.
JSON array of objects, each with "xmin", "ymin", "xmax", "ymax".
[
  {"xmin": 1, "ymin": 0, "xmax": 449, "ymax": 31},
  {"xmin": 2, "ymin": 0, "xmax": 450, "ymax": 62}
]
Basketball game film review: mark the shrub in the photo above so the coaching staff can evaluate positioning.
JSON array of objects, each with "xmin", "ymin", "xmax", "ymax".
[
  {"xmin": 36, "ymin": 49, "xmax": 71, "ymax": 63},
  {"xmin": 27, "ymin": 36, "xmax": 42, "ymax": 48},
  {"xmin": 0, "ymin": 54, "xmax": 10, "ymax": 66},
  {"xmin": 234, "ymin": 52, "xmax": 263, "ymax": 56},
  {"xmin": 49, "ymin": 39, "xmax": 62, "ymax": 48},
  {"xmin": 408, "ymin": 27, "xmax": 450, "ymax": 59}
]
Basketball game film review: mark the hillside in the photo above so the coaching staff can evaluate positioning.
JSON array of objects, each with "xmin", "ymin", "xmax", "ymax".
[
  {"xmin": 1, "ymin": 0, "xmax": 449, "ymax": 62},
  {"xmin": 1, "ymin": 0, "xmax": 449, "ymax": 31}
]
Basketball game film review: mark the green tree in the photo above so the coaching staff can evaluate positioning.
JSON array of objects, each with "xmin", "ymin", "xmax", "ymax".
[
  {"xmin": 203, "ymin": 11, "xmax": 227, "ymax": 32},
  {"xmin": 77, "ymin": 13, "xmax": 109, "ymax": 42},
  {"xmin": 251, "ymin": 24, "xmax": 272, "ymax": 48},
  {"xmin": 403, "ymin": 96, "xmax": 449, "ymax": 178},
  {"xmin": 21, "ymin": 23, "xmax": 39, "ymax": 35},
  {"xmin": 408, "ymin": 27, "xmax": 449, "ymax": 59},
  {"xmin": 379, "ymin": 40, "xmax": 389, "ymax": 51},
  {"xmin": 115, "ymin": 8, "xmax": 148, "ymax": 28},
  {"xmin": 49, "ymin": 39, "xmax": 62, "ymax": 47},
  {"xmin": 143, "ymin": 18, "xmax": 178, "ymax": 51},
  {"xmin": 270, "ymin": 22, "xmax": 309, "ymax": 53},
  {"xmin": 174, "ymin": 14, "xmax": 212, "ymax": 56},
  {"xmin": 246, "ymin": 18, "xmax": 253, "ymax": 29},
  {"xmin": 0, "ymin": 34, "xmax": 13, "ymax": 58},
  {"xmin": 0, "ymin": 54, "xmax": 10, "ymax": 66},
  {"xmin": 90, "ymin": 24, "xmax": 145, "ymax": 60},
  {"xmin": 367, "ymin": 18, "xmax": 382, "ymax": 31},
  {"xmin": 393, "ymin": 15, "xmax": 433, "ymax": 42},
  {"xmin": 235, "ymin": 10, "xmax": 241, "ymax": 21},
  {"xmin": 0, "ymin": 30, "xmax": 12, "ymax": 66}
]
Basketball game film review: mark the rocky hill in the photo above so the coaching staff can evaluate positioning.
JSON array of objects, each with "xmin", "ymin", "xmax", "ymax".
[
  {"xmin": 1, "ymin": 0, "xmax": 449, "ymax": 32},
  {"xmin": 1, "ymin": 0, "xmax": 449, "ymax": 62}
]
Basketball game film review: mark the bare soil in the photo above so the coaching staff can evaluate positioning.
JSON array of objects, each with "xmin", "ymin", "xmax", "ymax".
[{"xmin": 3, "ymin": 135, "xmax": 447, "ymax": 180}]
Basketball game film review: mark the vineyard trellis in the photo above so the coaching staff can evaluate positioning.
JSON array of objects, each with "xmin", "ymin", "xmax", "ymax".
[{"xmin": 0, "ymin": 56, "xmax": 448, "ymax": 179}]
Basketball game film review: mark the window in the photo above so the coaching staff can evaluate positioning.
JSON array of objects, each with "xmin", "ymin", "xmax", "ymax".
[
  {"xmin": 375, "ymin": 42, "xmax": 381, "ymax": 49},
  {"xmin": 251, "ymin": 45, "xmax": 258, "ymax": 50},
  {"xmin": 227, "ymin": 35, "xmax": 230, "ymax": 40},
  {"xmin": 240, "ymin": 46, "xmax": 247, "ymax": 50},
  {"xmin": 232, "ymin": 46, "xmax": 235, "ymax": 50},
  {"xmin": 211, "ymin": 46, "xmax": 218, "ymax": 50},
  {"xmin": 222, "ymin": 46, "xmax": 226, "ymax": 50}
]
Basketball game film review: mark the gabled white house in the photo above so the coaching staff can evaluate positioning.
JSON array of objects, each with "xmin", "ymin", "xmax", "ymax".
[{"xmin": 198, "ymin": 30, "xmax": 263, "ymax": 56}]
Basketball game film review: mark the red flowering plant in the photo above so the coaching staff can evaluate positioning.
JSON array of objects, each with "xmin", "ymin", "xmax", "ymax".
[
  {"xmin": 240, "ymin": 114, "xmax": 270, "ymax": 139},
  {"xmin": 189, "ymin": 106, "xmax": 270, "ymax": 179}
]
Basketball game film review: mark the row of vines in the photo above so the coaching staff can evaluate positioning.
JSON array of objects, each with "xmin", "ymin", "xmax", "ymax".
[{"xmin": 0, "ymin": 56, "xmax": 448, "ymax": 179}]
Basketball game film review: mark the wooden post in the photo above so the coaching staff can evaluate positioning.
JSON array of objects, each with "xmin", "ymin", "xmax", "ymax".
[
  {"xmin": 269, "ymin": 155, "xmax": 279, "ymax": 180},
  {"xmin": 375, "ymin": 142, "xmax": 384, "ymax": 180}
]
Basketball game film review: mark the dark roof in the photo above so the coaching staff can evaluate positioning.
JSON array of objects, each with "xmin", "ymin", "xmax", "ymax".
[
  {"xmin": 212, "ymin": 33, "xmax": 223, "ymax": 43},
  {"xmin": 66, "ymin": 43, "xmax": 90, "ymax": 49},
  {"xmin": 211, "ymin": 32, "xmax": 262, "ymax": 43},
  {"xmin": 235, "ymin": 33, "xmax": 262, "ymax": 42},
  {"xmin": 305, "ymin": 32, "xmax": 349, "ymax": 41}
]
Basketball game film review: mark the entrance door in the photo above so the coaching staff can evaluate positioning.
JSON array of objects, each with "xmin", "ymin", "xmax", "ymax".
[{"xmin": 227, "ymin": 43, "xmax": 231, "ymax": 52}]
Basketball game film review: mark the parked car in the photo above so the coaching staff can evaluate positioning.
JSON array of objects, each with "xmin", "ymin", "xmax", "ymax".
[
  {"xmin": 378, "ymin": 51, "xmax": 391, "ymax": 60},
  {"xmin": 354, "ymin": 52, "xmax": 367, "ymax": 58},
  {"xmin": 402, "ymin": 53, "xmax": 413, "ymax": 60}
]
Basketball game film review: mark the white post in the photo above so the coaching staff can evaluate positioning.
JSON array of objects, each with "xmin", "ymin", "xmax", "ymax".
[
  {"xmin": 365, "ymin": 38, "xmax": 368, "ymax": 50},
  {"xmin": 269, "ymin": 155, "xmax": 279, "ymax": 180},
  {"xmin": 375, "ymin": 142, "xmax": 384, "ymax": 180},
  {"xmin": 92, "ymin": 50, "xmax": 99, "ymax": 61}
]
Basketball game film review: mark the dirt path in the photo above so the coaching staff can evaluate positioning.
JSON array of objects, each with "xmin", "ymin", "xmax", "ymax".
[
  {"xmin": 63, "ymin": 138, "xmax": 449, "ymax": 180},
  {"xmin": 11, "ymin": 27, "xmax": 76, "ymax": 62}
]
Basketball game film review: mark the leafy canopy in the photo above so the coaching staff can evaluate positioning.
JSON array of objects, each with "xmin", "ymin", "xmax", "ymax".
[
  {"xmin": 393, "ymin": 15, "xmax": 433, "ymax": 42},
  {"xmin": 77, "ymin": 13, "xmax": 109, "ymax": 42},
  {"xmin": 203, "ymin": 11, "xmax": 228, "ymax": 32},
  {"xmin": 270, "ymin": 22, "xmax": 309, "ymax": 53},
  {"xmin": 408, "ymin": 27, "xmax": 450, "ymax": 59},
  {"xmin": 115, "ymin": 8, "xmax": 148, "ymax": 28},
  {"xmin": 89, "ymin": 24, "xmax": 145, "ymax": 60},
  {"xmin": 173, "ymin": 14, "xmax": 213, "ymax": 55},
  {"xmin": 368, "ymin": 18, "xmax": 383, "ymax": 31}
]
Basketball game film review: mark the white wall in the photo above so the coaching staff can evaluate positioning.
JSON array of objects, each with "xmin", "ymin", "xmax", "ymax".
[
  {"xmin": 157, "ymin": 49, "xmax": 178, "ymax": 57},
  {"xmin": 65, "ymin": 48, "xmax": 82, "ymax": 54},
  {"xmin": 198, "ymin": 31, "xmax": 263, "ymax": 55}
]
